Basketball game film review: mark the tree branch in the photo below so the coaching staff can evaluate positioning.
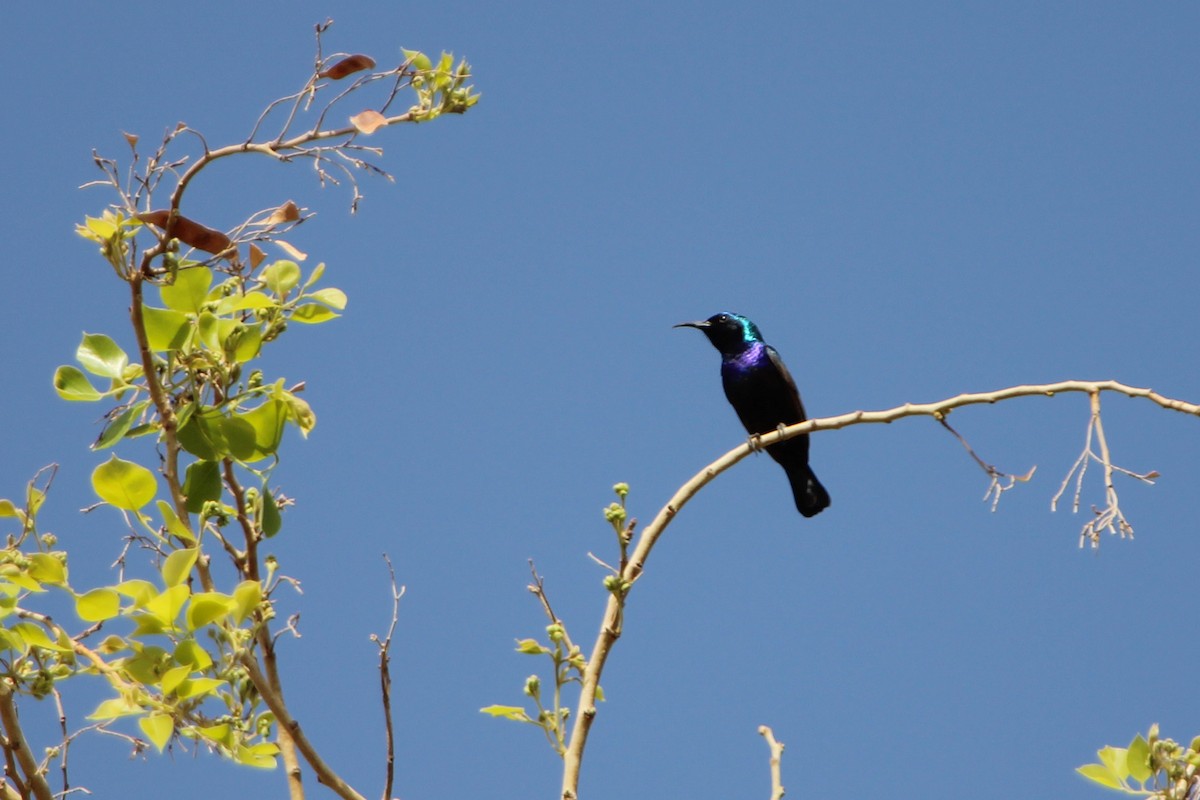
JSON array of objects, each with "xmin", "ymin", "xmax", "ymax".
[
  {"xmin": 241, "ymin": 655, "xmax": 366, "ymax": 800},
  {"xmin": 0, "ymin": 680, "xmax": 52, "ymax": 800},
  {"xmin": 560, "ymin": 379, "xmax": 1196, "ymax": 798}
]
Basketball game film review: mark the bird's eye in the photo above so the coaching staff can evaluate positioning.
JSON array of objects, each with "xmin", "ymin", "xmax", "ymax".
[{"xmin": 715, "ymin": 314, "xmax": 729, "ymax": 323}]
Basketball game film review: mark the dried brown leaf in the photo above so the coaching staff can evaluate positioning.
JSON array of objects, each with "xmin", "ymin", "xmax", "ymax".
[
  {"xmin": 249, "ymin": 243, "xmax": 266, "ymax": 270},
  {"xmin": 319, "ymin": 54, "xmax": 376, "ymax": 80},
  {"xmin": 123, "ymin": 131, "xmax": 139, "ymax": 150},
  {"xmin": 265, "ymin": 200, "xmax": 301, "ymax": 226},
  {"xmin": 349, "ymin": 109, "xmax": 388, "ymax": 134},
  {"xmin": 137, "ymin": 210, "xmax": 232, "ymax": 255},
  {"xmin": 275, "ymin": 240, "xmax": 307, "ymax": 261}
]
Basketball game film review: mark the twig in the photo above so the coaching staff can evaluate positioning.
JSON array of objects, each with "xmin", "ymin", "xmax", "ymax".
[
  {"xmin": 936, "ymin": 414, "xmax": 1036, "ymax": 511},
  {"xmin": 527, "ymin": 561, "xmax": 578, "ymax": 657},
  {"xmin": 370, "ymin": 555, "xmax": 405, "ymax": 800},
  {"xmin": 758, "ymin": 726, "xmax": 786, "ymax": 800}
]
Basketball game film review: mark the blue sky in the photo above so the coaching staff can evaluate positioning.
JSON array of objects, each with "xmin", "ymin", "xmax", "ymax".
[{"xmin": 1, "ymin": 3, "xmax": 1198, "ymax": 798}]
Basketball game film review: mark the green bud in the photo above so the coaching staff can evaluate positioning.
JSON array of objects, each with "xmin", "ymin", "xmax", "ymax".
[
  {"xmin": 546, "ymin": 623, "xmax": 565, "ymax": 642},
  {"xmin": 40, "ymin": 533, "xmax": 57, "ymax": 547},
  {"xmin": 613, "ymin": 482, "xmax": 629, "ymax": 499},
  {"xmin": 523, "ymin": 674, "xmax": 540, "ymax": 698}
]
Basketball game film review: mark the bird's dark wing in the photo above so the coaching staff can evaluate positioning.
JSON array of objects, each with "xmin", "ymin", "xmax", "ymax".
[{"xmin": 766, "ymin": 345, "xmax": 808, "ymax": 421}]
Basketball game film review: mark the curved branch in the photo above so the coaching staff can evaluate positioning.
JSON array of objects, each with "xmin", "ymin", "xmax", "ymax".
[{"xmin": 560, "ymin": 379, "xmax": 1198, "ymax": 798}]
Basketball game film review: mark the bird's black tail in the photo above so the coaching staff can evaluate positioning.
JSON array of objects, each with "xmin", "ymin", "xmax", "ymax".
[{"xmin": 786, "ymin": 464, "xmax": 831, "ymax": 518}]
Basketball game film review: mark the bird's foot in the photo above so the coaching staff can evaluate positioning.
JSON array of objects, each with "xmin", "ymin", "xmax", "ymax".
[{"xmin": 747, "ymin": 433, "xmax": 765, "ymax": 452}]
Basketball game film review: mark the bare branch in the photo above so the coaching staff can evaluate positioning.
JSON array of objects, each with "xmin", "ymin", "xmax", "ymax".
[
  {"xmin": 560, "ymin": 379, "xmax": 1192, "ymax": 798},
  {"xmin": 758, "ymin": 725, "xmax": 786, "ymax": 800},
  {"xmin": 370, "ymin": 556, "xmax": 405, "ymax": 800}
]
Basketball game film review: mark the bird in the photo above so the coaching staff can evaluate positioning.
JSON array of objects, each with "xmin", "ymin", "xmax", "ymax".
[{"xmin": 675, "ymin": 312, "xmax": 831, "ymax": 517}]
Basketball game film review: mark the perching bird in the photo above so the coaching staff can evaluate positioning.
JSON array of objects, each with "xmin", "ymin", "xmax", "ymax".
[{"xmin": 675, "ymin": 312, "xmax": 831, "ymax": 517}]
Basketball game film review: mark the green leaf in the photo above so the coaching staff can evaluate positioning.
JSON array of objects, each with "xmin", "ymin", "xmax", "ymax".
[
  {"xmin": 216, "ymin": 291, "xmax": 277, "ymax": 314},
  {"xmin": 261, "ymin": 488, "xmax": 282, "ymax": 537},
  {"xmin": 305, "ymin": 287, "xmax": 347, "ymax": 310},
  {"xmin": 143, "ymin": 584, "xmax": 190, "ymax": 627},
  {"xmin": 76, "ymin": 588, "xmax": 122, "ymax": 622},
  {"xmin": 232, "ymin": 580, "xmax": 263, "ymax": 622},
  {"xmin": 186, "ymin": 592, "xmax": 235, "ymax": 630},
  {"xmin": 28, "ymin": 554, "xmax": 66, "ymax": 586},
  {"xmin": 88, "ymin": 696, "xmax": 142, "ymax": 721},
  {"xmin": 291, "ymin": 304, "xmax": 339, "ymax": 324},
  {"xmin": 237, "ymin": 399, "xmax": 287, "ymax": 461},
  {"xmin": 76, "ymin": 333, "xmax": 129, "ymax": 378},
  {"xmin": 162, "ymin": 548, "xmax": 198, "ymax": 587},
  {"xmin": 12, "ymin": 622, "xmax": 71, "ymax": 653},
  {"xmin": 54, "ymin": 366, "xmax": 102, "ymax": 401},
  {"xmin": 115, "ymin": 579, "xmax": 158, "ymax": 606},
  {"xmin": 160, "ymin": 266, "xmax": 213, "ymax": 314},
  {"xmin": 218, "ymin": 415, "xmax": 259, "ymax": 461},
  {"xmin": 177, "ymin": 409, "xmax": 225, "ymax": 461},
  {"xmin": 235, "ymin": 742, "xmax": 279, "ymax": 769},
  {"xmin": 301, "ymin": 262, "xmax": 326, "ymax": 290},
  {"xmin": 175, "ymin": 677, "xmax": 223, "ymax": 700},
  {"xmin": 262, "ymin": 260, "xmax": 301, "ymax": 297},
  {"xmin": 174, "ymin": 638, "xmax": 213, "ymax": 670},
  {"xmin": 160, "ymin": 664, "xmax": 191, "ymax": 696},
  {"xmin": 139, "ymin": 713, "xmax": 175, "ymax": 751},
  {"xmin": 94, "ymin": 401, "xmax": 149, "ymax": 450},
  {"xmin": 141, "ymin": 306, "xmax": 191, "ymax": 352},
  {"xmin": 0, "ymin": 499, "xmax": 23, "ymax": 521},
  {"xmin": 1077, "ymin": 763, "xmax": 1124, "ymax": 790},
  {"xmin": 515, "ymin": 639, "xmax": 550, "ymax": 655},
  {"xmin": 479, "ymin": 705, "xmax": 532, "ymax": 722},
  {"xmin": 1127, "ymin": 735, "xmax": 1152, "ymax": 783},
  {"xmin": 157, "ymin": 500, "xmax": 195, "ymax": 543},
  {"xmin": 1099, "ymin": 746, "xmax": 1129, "ymax": 782},
  {"xmin": 182, "ymin": 460, "xmax": 222, "ymax": 513},
  {"xmin": 92, "ymin": 455, "xmax": 158, "ymax": 510},
  {"xmin": 229, "ymin": 323, "xmax": 263, "ymax": 363},
  {"xmin": 197, "ymin": 723, "xmax": 232, "ymax": 746}
]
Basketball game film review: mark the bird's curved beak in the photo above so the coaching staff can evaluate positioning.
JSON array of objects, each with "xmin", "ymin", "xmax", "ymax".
[{"xmin": 673, "ymin": 320, "xmax": 710, "ymax": 330}]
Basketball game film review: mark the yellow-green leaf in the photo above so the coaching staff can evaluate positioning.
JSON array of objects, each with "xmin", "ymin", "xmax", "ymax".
[
  {"xmin": 88, "ymin": 696, "xmax": 142, "ymax": 720},
  {"xmin": 186, "ymin": 592, "xmax": 235, "ymax": 630},
  {"xmin": 157, "ymin": 500, "xmax": 195, "ymax": 543},
  {"xmin": 28, "ymin": 554, "xmax": 66, "ymax": 586},
  {"xmin": 174, "ymin": 638, "xmax": 213, "ymax": 670},
  {"xmin": 291, "ymin": 304, "xmax": 339, "ymax": 324},
  {"xmin": 54, "ymin": 366, "xmax": 102, "ymax": 401},
  {"xmin": 160, "ymin": 664, "xmax": 191, "ymax": 696},
  {"xmin": 479, "ymin": 705, "xmax": 532, "ymax": 722},
  {"xmin": 1077, "ymin": 763, "xmax": 1124, "ymax": 790},
  {"xmin": 233, "ymin": 580, "xmax": 263, "ymax": 622},
  {"xmin": 235, "ymin": 742, "xmax": 279, "ymax": 769},
  {"xmin": 76, "ymin": 588, "xmax": 121, "ymax": 622},
  {"xmin": 76, "ymin": 333, "xmax": 129, "ymax": 379},
  {"xmin": 139, "ymin": 713, "xmax": 175, "ymax": 751},
  {"xmin": 141, "ymin": 306, "xmax": 191, "ymax": 352},
  {"xmin": 175, "ymin": 677, "xmax": 223, "ymax": 700},
  {"xmin": 161, "ymin": 548, "xmax": 198, "ymax": 587},
  {"xmin": 92, "ymin": 455, "xmax": 158, "ymax": 510},
  {"xmin": 115, "ymin": 579, "xmax": 158, "ymax": 606},
  {"xmin": 305, "ymin": 287, "xmax": 347, "ymax": 310},
  {"xmin": 143, "ymin": 584, "xmax": 189, "ymax": 627},
  {"xmin": 160, "ymin": 267, "xmax": 213, "ymax": 314}
]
